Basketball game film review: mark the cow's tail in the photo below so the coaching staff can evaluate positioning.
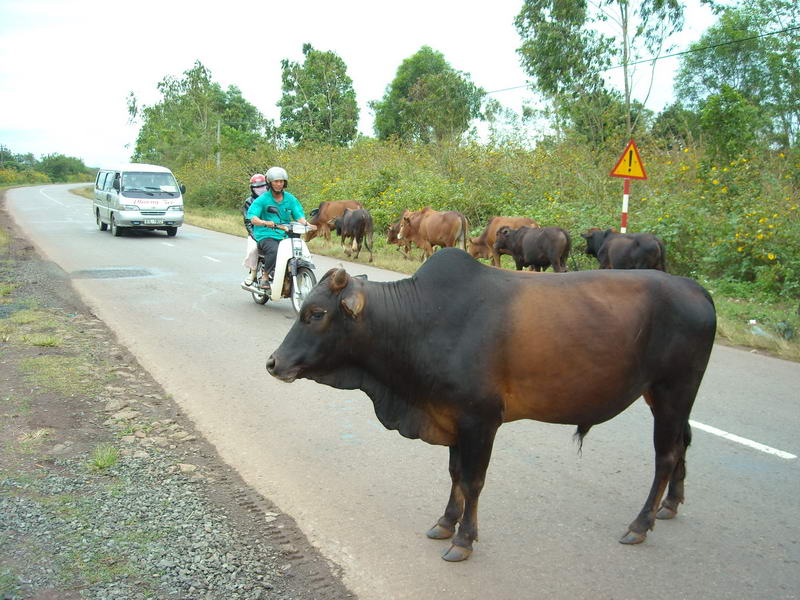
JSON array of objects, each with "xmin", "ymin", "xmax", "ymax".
[{"xmin": 459, "ymin": 214, "xmax": 469, "ymax": 251}]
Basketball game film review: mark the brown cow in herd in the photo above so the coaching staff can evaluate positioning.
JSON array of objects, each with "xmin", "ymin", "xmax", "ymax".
[
  {"xmin": 467, "ymin": 216, "xmax": 539, "ymax": 266},
  {"xmin": 387, "ymin": 219, "xmax": 414, "ymax": 260},
  {"xmin": 398, "ymin": 207, "xmax": 468, "ymax": 260},
  {"xmin": 306, "ymin": 200, "xmax": 362, "ymax": 243}
]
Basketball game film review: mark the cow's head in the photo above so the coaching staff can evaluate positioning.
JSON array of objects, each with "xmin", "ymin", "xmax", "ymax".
[
  {"xmin": 467, "ymin": 237, "xmax": 489, "ymax": 259},
  {"xmin": 581, "ymin": 228, "xmax": 614, "ymax": 257},
  {"xmin": 267, "ymin": 268, "xmax": 366, "ymax": 387},
  {"xmin": 398, "ymin": 209, "xmax": 421, "ymax": 240},
  {"xmin": 493, "ymin": 226, "xmax": 514, "ymax": 252}
]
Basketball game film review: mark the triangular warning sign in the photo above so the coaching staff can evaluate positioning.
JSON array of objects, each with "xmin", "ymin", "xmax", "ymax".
[{"xmin": 610, "ymin": 139, "xmax": 647, "ymax": 180}]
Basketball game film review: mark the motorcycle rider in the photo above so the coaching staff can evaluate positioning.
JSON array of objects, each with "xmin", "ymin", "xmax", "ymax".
[
  {"xmin": 246, "ymin": 166, "xmax": 315, "ymax": 292},
  {"xmin": 242, "ymin": 173, "xmax": 267, "ymax": 287}
]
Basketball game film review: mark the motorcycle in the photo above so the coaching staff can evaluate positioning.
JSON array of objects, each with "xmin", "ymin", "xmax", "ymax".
[{"xmin": 241, "ymin": 209, "xmax": 317, "ymax": 313}]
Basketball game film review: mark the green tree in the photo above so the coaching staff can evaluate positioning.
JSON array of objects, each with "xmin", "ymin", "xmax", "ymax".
[
  {"xmin": 515, "ymin": 0, "xmax": 684, "ymax": 144},
  {"xmin": 278, "ymin": 43, "xmax": 359, "ymax": 146},
  {"xmin": 37, "ymin": 153, "xmax": 89, "ymax": 181},
  {"xmin": 371, "ymin": 46, "xmax": 485, "ymax": 143},
  {"xmin": 650, "ymin": 101, "xmax": 701, "ymax": 148},
  {"xmin": 674, "ymin": 1, "xmax": 800, "ymax": 146},
  {"xmin": 700, "ymin": 85, "xmax": 765, "ymax": 160},
  {"xmin": 127, "ymin": 61, "xmax": 273, "ymax": 166}
]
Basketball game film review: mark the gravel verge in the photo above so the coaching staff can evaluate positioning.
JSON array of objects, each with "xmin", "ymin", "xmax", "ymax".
[{"xmin": 0, "ymin": 189, "xmax": 354, "ymax": 600}]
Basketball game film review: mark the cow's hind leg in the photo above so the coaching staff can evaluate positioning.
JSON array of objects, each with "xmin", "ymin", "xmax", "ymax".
[
  {"xmin": 620, "ymin": 387, "xmax": 695, "ymax": 545},
  {"xmin": 427, "ymin": 445, "xmax": 463, "ymax": 541},
  {"xmin": 657, "ymin": 420, "xmax": 692, "ymax": 520}
]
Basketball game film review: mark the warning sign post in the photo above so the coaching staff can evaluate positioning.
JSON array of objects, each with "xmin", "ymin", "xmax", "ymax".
[{"xmin": 609, "ymin": 139, "xmax": 647, "ymax": 232}]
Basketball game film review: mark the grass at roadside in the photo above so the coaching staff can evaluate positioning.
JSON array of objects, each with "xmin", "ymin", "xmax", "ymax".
[{"xmin": 68, "ymin": 185, "xmax": 800, "ymax": 361}]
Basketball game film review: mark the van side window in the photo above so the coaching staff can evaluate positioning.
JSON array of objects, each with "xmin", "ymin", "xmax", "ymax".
[
  {"xmin": 96, "ymin": 172, "xmax": 108, "ymax": 190},
  {"xmin": 105, "ymin": 173, "xmax": 119, "ymax": 191}
]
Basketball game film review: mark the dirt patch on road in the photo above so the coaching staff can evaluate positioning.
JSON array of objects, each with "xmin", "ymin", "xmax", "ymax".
[{"xmin": 0, "ymin": 189, "xmax": 354, "ymax": 600}]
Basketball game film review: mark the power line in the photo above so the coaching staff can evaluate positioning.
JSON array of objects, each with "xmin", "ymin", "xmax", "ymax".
[{"xmin": 487, "ymin": 23, "xmax": 800, "ymax": 95}]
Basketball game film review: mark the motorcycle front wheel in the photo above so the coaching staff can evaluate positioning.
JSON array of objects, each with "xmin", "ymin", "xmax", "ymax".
[{"xmin": 291, "ymin": 266, "xmax": 317, "ymax": 313}]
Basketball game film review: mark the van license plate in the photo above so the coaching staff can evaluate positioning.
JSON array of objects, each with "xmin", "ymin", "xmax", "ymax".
[{"xmin": 144, "ymin": 219, "xmax": 162, "ymax": 224}]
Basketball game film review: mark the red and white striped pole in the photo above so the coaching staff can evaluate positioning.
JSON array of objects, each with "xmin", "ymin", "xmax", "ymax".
[{"xmin": 621, "ymin": 178, "xmax": 630, "ymax": 233}]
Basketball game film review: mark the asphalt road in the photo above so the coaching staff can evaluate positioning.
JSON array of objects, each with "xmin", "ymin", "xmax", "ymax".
[{"xmin": 8, "ymin": 184, "xmax": 800, "ymax": 600}]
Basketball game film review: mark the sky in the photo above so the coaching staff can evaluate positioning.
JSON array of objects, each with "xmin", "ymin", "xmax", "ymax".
[{"xmin": 0, "ymin": 0, "xmax": 716, "ymax": 168}]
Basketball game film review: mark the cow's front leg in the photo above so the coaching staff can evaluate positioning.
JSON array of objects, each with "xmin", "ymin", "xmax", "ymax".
[
  {"xmin": 427, "ymin": 446, "xmax": 463, "ymax": 541},
  {"xmin": 442, "ymin": 423, "xmax": 498, "ymax": 562}
]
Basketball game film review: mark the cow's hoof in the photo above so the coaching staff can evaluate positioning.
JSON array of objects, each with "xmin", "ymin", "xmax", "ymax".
[
  {"xmin": 426, "ymin": 523, "xmax": 455, "ymax": 540},
  {"xmin": 656, "ymin": 505, "xmax": 678, "ymax": 520},
  {"xmin": 619, "ymin": 530, "xmax": 647, "ymax": 545},
  {"xmin": 442, "ymin": 544, "xmax": 472, "ymax": 562}
]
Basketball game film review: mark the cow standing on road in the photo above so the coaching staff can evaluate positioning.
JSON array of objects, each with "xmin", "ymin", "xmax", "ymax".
[
  {"xmin": 332, "ymin": 208, "xmax": 374, "ymax": 262},
  {"xmin": 582, "ymin": 228, "xmax": 667, "ymax": 271},
  {"xmin": 493, "ymin": 225, "xmax": 571, "ymax": 272},
  {"xmin": 267, "ymin": 248, "xmax": 716, "ymax": 562}
]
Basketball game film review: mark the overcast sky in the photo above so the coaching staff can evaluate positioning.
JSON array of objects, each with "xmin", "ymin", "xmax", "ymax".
[{"xmin": 0, "ymin": 0, "xmax": 715, "ymax": 167}]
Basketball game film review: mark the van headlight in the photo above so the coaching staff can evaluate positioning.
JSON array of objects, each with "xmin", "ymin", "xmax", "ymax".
[
  {"xmin": 123, "ymin": 205, "xmax": 139, "ymax": 211},
  {"xmin": 167, "ymin": 205, "xmax": 183, "ymax": 211}
]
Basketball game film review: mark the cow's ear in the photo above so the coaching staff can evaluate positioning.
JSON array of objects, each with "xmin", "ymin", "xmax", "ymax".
[
  {"xmin": 341, "ymin": 291, "xmax": 365, "ymax": 319},
  {"xmin": 329, "ymin": 269, "xmax": 350, "ymax": 293}
]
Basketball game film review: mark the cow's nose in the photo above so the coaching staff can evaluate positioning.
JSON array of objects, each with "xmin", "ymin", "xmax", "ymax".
[{"xmin": 266, "ymin": 355, "xmax": 276, "ymax": 374}]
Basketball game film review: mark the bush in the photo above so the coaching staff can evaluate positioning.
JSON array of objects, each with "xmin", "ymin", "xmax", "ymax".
[{"xmin": 173, "ymin": 140, "xmax": 799, "ymax": 299}]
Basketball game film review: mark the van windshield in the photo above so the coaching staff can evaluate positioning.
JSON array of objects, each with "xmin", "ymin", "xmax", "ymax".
[{"xmin": 121, "ymin": 172, "xmax": 181, "ymax": 198}]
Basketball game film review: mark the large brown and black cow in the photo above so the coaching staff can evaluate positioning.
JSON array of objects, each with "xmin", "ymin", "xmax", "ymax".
[
  {"xmin": 398, "ymin": 207, "xmax": 468, "ymax": 259},
  {"xmin": 493, "ymin": 225, "xmax": 571, "ymax": 272},
  {"xmin": 582, "ymin": 228, "xmax": 667, "ymax": 271},
  {"xmin": 306, "ymin": 200, "xmax": 363, "ymax": 243},
  {"xmin": 332, "ymin": 208, "xmax": 374, "ymax": 262},
  {"xmin": 468, "ymin": 216, "xmax": 539, "ymax": 266},
  {"xmin": 267, "ymin": 248, "xmax": 716, "ymax": 562}
]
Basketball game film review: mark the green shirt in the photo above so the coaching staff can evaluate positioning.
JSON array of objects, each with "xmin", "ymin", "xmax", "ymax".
[{"xmin": 246, "ymin": 190, "xmax": 305, "ymax": 242}]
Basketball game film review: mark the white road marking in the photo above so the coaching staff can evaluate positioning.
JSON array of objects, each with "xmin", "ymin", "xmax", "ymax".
[
  {"xmin": 163, "ymin": 242, "xmax": 176, "ymax": 247},
  {"xmin": 204, "ymin": 256, "xmax": 221, "ymax": 263},
  {"xmin": 39, "ymin": 188, "xmax": 64, "ymax": 206},
  {"xmin": 690, "ymin": 420, "xmax": 797, "ymax": 460}
]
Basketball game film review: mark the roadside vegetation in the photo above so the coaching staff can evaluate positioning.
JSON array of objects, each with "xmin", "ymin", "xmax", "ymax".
[{"xmin": 57, "ymin": 0, "xmax": 800, "ymax": 360}]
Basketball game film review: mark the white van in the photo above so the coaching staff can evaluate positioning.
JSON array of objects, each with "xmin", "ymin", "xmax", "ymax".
[{"xmin": 93, "ymin": 163, "xmax": 185, "ymax": 237}]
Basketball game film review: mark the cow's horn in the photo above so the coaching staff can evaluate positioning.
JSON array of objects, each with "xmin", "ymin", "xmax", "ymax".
[{"xmin": 329, "ymin": 268, "xmax": 350, "ymax": 292}]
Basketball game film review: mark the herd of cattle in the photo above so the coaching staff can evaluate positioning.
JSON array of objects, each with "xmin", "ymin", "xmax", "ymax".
[{"xmin": 306, "ymin": 199, "xmax": 668, "ymax": 272}]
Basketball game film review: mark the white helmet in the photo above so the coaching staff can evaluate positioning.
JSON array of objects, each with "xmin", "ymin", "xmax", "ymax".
[{"xmin": 266, "ymin": 166, "xmax": 288, "ymax": 186}]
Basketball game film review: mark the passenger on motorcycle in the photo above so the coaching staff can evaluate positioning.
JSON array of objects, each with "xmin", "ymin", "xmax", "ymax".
[
  {"xmin": 242, "ymin": 173, "xmax": 267, "ymax": 286},
  {"xmin": 246, "ymin": 166, "xmax": 316, "ymax": 291}
]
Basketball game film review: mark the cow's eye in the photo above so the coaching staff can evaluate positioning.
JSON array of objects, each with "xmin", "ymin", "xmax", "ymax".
[{"xmin": 310, "ymin": 309, "xmax": 327, "ymax": 321}]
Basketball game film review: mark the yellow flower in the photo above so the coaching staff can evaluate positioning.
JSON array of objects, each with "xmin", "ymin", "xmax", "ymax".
[
  {"xmin": 712, "ymin": 179, "xmax": 719, "ymax": 185},
  {"xmin": 665, "ymin": 161, "xmax": 672, "ymax": 165},
  {"xmin": 684, "ymin": 148, "xmax": 689, "ymax": 153},
  {"xmin": 737, "ymin": 246, "xmax": 744, "ymax": 252},
  {"xmin": 757, "ymin": 233, "xmax": 764, "ymax": 239},
  {"xmin": 722, "ymin": 167, "xmax": 729, "ymax": 172},
  {"xmin": 721, "ymin": 186, "xmax": 728, "ymax": 193},
  {"xmin": 779, "ymin": 153, "xmax": 785, "ymax": 158},
  {"xmin": 768, "ymin": 253, "xmax": 776, "ymax": 260}
]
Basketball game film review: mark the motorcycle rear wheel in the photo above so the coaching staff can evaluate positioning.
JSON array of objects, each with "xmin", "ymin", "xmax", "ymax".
[{"xmin": 291, "ymin": 266, "xmax": 317, "ymax": 313}]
